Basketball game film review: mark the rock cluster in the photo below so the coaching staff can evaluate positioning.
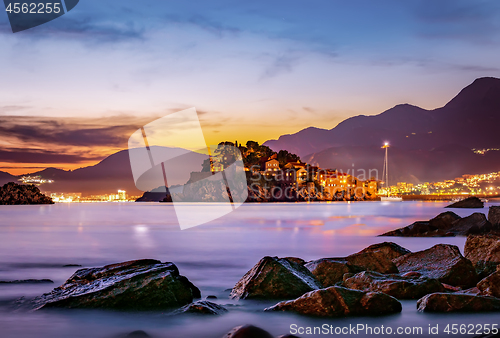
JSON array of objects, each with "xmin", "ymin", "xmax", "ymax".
[
  {"xmin": 0, "ymin": 182, "xmax": 53, "ymax": 205},
  {"xmin": 230, "ymin": 238, "xmax": 500, "ymax": 316},
  {"xmin": 381, "ymin": 210, "xmax": 500, "ymax": 237},
  {"xmin": 264, "ymin": 286, "xmax": 402, "ymax": 317}
]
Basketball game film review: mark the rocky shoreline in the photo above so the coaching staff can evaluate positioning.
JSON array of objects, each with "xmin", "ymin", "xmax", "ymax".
[
  {"xmin": 9, "ymin": 233, "xmax": 500, "ymax": 337},
  {"xmin": 381, "ymin": 206, "xmax": 500, "ymax": 237}
]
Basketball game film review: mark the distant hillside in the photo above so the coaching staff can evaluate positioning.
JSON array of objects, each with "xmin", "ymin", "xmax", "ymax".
[
  {"xmin": 20, "ymin": 147, "xmax": 207, "ymax": 196},
  {"xmin": 0, "ymin": 171, "xmax": 16, "ymax": 186},
  {"xmin": 265, "ymin": 77, "xmax": 500, "ymax": 157},
  {"xmin": 265, "ymin": 77, "xmax": 500, "ymax": 182}
]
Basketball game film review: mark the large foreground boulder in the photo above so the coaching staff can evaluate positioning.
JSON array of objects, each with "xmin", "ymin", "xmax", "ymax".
[
  {"xmin": 417, "ymin": 293, "xmax": 500, "ymax": 312},
  {"xmin": 230, "ymin": 257, "xmax": 322, "ymax": 300},
  {"xmin": 343, "ymin": 271, "xmax": 444, "ymax": 299},
  {"xmin": 264, "ymin": 286, "xmax": 402, "ymax": 317},
  {"xmin": 380, "ymin": 212, "xmax": 461, "ymax": 237},
  {"xmin": 465, "ymin": 235, "xmax": 500, "ymax": 278},
  {"xmin": 477, "ymin": 268, "xmax": 500, "ymax": 298},
  {"xmin": 393, "ymin": 244, "xmax": 477, "ymax": 288},
  {"xmin": 30, "ymin": 260, "xmax": 200, "ymax": 310},
  {"xmin": 446, "ymin": 197, "xmax": 484, "ymax": 209}
]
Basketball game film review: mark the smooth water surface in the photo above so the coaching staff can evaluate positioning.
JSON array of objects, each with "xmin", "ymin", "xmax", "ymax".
[{"xmin": 0, "ymin": 201, "xmax": 498, "ymax": 337}]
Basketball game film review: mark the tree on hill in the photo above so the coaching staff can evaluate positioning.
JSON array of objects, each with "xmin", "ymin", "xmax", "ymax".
[{"xmin": 0, "ymin": 182, "xmax": 54, "ymax": 205}]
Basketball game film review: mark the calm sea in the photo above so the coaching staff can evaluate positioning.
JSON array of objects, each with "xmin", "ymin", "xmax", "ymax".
[{"xmin": 0, "ymin": 201, "xmax": 498, "ymax": 338}]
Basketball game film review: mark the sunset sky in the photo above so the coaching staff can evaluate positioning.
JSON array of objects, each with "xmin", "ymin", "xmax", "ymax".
[{"xmin": 1, "ymin": 0, "xmax": 500, "ymax": 175}]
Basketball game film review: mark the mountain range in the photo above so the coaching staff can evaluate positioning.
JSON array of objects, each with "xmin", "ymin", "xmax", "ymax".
[
  {"xmin": 2, "ymin": 77, "xmax": 499, "ymax": 192},
  {"xmin": 264, "ymin": 77, "xmax": 500, "ymax": 183}
]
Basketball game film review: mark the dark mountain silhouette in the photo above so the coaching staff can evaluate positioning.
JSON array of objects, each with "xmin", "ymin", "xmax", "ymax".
[
  {"xmin": 0, "ymin": 171, "xmax": 16, "ymax": 186},
  {"xmin": 265, "ymin": 77, "xmax": 500, "ymax": 156},
  {"xmin": 265, "ymin": 77, "xmax": 500, "ymax": 182},
  {"xmin": 11, "ymin": 147, "xmax": 207, "ymax": 196}
]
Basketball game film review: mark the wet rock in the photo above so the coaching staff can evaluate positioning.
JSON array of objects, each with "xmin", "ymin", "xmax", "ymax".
[
  {"xmin": 305, "ymin": 259, "xmax": 352, "ymax": 287},
  {"xmin": 358, "ymin": 242, "xmax": 411, "ymax": 260},
  {"xmin": 206, "ymin": 295, "xmax": 218, "ymax": 299},
  {"xmin": 465, "ymin": 235, "xmax": 500, "ymax": 278},
  {"xmin": 30, "ymin": 259, "xmax": 200, "ymax": 310},
  {"xmin": 417, "ymin": 293, "xmax": 500, "ymax": 312},
  {"xmin": 457, "ymin": 287, "xmax": 481, "ymax": 295},
  {"xmin": 223, "ymin": 325, "xmax": 273, "ymax": 338},
  {"xmin": 393, "ymin": 244, "xmax": 477, "ymax": 288},
  {"xmin": 441, "ymin": 284, "xmax": 461, "ymax": 292},
  {"xmin": 343, "ymin": 271, "xmax": 445, "ymax": 299},
  {"xmin": 380, "ymin": 211, "xmax": 461, "ymax": 237},
  {"xmin": 449, "ymin": 213, "xmax": 496, "ymax": 236},
  {"xmin": 345, "ymin": 251, "xmax": 399, "ymax": 274},
  {"xmin": 305, "ymin": 250, "xmax": 398, "ymax": 288},
  {"xmin": 446, "ymin": 197, "xmax": 484, "ymax": 209},
  {"xmin": 265, "ymin": 286, "xmax": 402, "ymax": 317},
  {"xmin": 0, "ymin": 279, "xmax": 53, "ymax": 284},
  {"xmin": 477, "ymin": 269, "xmax": 500, "ymax": 298},
  {"xmin": 230, "ymin": 256, "xmax": 322, "ymax": 300},
  {"xmin": 176, "ymin": 300, "xmax": 228, "ymax": 315},
  {"xmin": 489, "ymin": 206, "xmax": 500, "ymax": 226},
  {"xmin": 284, "ymin": 257, "xmax": 306, "ymax": 265}
]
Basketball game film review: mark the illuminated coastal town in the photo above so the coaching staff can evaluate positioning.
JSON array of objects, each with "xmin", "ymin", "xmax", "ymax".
[{"xmin": 18, "ymin": 168, "xmax": 500, "ymax": 203}]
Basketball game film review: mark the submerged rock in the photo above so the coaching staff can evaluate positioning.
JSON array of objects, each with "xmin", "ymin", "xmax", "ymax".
[
  {"xmin": 230, "ymin": 256, "xmax": 322, "ymax": 300},
  {"xmin": 0, "ymin": 279, "xmax": 53, "ymax": 284},
  {"xmin": 30, "ymin": 259, "xmax": 200, "ymax": 310},
  {"xmin": 477, "ymin": 268, "xmax": 500, "ymax": 298},
  {"xmin": 465, "ymin": 234, "xmax": 500, "ymax": 278},
  {"xmin": 446, "ymin": 197, "xmax": 484, "ymax": 209},
  {"xmin": 417, "ymin": 293, "xmax": 500, "ymax": 312},
  {"xmin": 393, "ymin": 244, "xmax": 477, "ymax": 288},
  {"xmin": 176, "ymin": 300, "xmax": 228, "ymax": 315},
  {"xmin": 380, "ymin": 212, "xmax": 461, "ymax": 237},
  {"xmin": 223, "ymin": 325, "xmax": 273, "ymax": 338},
  {"xmin": 343, "ymin": 271, "xmax": 444, "ymax": 299},
  {"xmin": 264, "ymin": 286, "xmax": 402, "ymax": 317},
  {"xmin": 124, "ymin": 331, "xmax": 151, "ymax": 338}
]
